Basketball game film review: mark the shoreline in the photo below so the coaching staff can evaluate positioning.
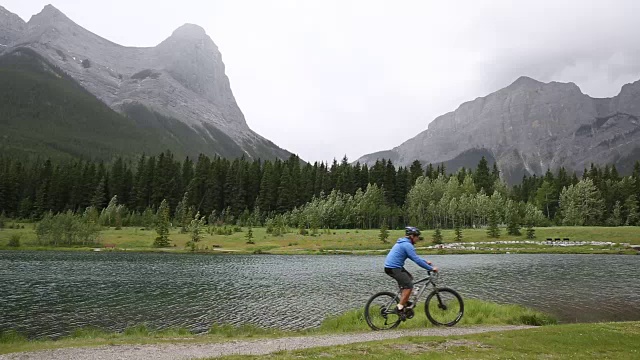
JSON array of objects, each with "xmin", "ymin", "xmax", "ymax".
[{"xmin": 1, "ymin": 225, "xmax": 638, "ymax": 256}]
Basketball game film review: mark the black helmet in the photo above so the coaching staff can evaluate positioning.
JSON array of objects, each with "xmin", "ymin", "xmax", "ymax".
[{"xmin": 405, "ymin": 226, "xmax": 421, "ymax": 237}]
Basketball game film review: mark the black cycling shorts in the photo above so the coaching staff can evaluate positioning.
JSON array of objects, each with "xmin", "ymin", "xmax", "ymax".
[{"xmin": 384, "ymin": 267, "xmax": 413, "ymax": 289}]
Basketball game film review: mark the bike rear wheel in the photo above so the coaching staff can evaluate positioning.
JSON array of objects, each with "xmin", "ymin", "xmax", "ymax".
[
  {"xmin": 364, "ymin": 291, "xmax": 402, "ymax": 330},
  {"xmin": 424, "ymin": 287, "xmax": 464, "ymax": 326}
]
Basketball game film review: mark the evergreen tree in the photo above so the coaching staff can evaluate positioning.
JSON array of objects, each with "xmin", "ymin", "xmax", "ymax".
[
  {"xmin": 379, "ymin": 219, "xmax": 389, "ymax": 244},
  {"xmin": 257, "ymin": 162, "xmax": 276, "ymax": 212},
  {"xmin": 491, "ymin": 163, "xmax": 500, "ymax": 182},
  {"xmin": 454, "ymin": 220, "xmax": 463, "ymax": 242},
  {"xmin": 432, "ymin": 224, "xmax": 443, "ymax": 244},
  {"xmin": 181, "ymin": 157, "xmax": 194, "ymax": 193},
  {"xmin": 474, "ymin": 156, "xmax": 493, "ymax": 195},
  {"xmin": 277, "ymin": 167, "xmax": 294, "ymax": 213},
  {"xmin": 487, "ymin": 210, "xmax": 500, "ymax": 238},
  {"xmin": 409, "ymin": 160, "xmax": 423, "ymax": 185},
  {"xmin": 245, "ymin": 226, "xmax": 254, "ymax": 244},
  {"xmin": 506, "ymin": 201, "xmax": 522, "ymax": 236},
  {"xmin": 91, "ymin": 177, "xmax": 108, "ymax": 210},
  {"xmin": 383, "ymin": 160, "xmax": 396, "ymax": 205},
  {"xmin": 526, "ymin": 224, "xmax": 536, "ymax": 239},
  {"xmin": 507, "ymin": 212, "xmax": 522, "ymax": 235},
  {"xmin": 425, "ymin": 163, "xmax": 435, "ymax": 180},
  {"xmin": 153, "ymin": 199, "xmax": 171, "ymax": 247}
]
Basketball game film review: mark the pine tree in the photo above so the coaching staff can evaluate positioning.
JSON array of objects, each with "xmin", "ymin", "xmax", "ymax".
[
  {"xmin": 91, "ymin": 177, "xmax": 108, "ymax": 210},
  {"xmin": 507, "ymin": 215, "xmax": 522, "ymax": 236},
  {"xmin": 425, "ymin": 163, "xmax": 435, "ymax": 180},
  {"xmin": 475, "ymin": 156, "xmax": 493, "ymax": 195},
  {"xmin": 454, "ymin": 220, "xmax": 463, "ymax": 242},
  {"xmin": 487, "ymin": 210, "xmax": 500, "ymax": 238},
  {"xmin": 153, "ymin": 199, "xmax": 171, "ymax": 247},
  {"xmin": 245, "ymin": 226, "xmax": 254, "ymax": 244},
  {"xmin": 409, "ymin": 160, "xmax": 423, "ymax": 185},
  {"xmin": 432, "ymin": 224, "xmax": 443, "ymax": 244},
  {"xmin": 383, "ymin": 160, "xmax": 396, "ymax": 205},
  {"xmin": 277, "ymin": 166, "xmax": 294, "ymax": 213},
  {"xmin": 506, "ymin": 203, "xmax": 522, "ymax": 236},
  {"xmin": 379, "ymin": 219, "xmax": 389, "ymax": 243},
  {"xmin": 526, "ymin": 224, "xmax": 536, "ymax": 239}
]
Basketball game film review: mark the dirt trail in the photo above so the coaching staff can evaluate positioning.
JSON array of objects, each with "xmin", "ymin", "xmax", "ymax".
[{"xmin": 0, "ymin": 325, "xmax": 535, "ymax": 360}]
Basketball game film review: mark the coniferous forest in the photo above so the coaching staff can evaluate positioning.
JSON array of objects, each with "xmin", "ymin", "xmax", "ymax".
[{"xmin": 0, "ymin": 151, "xmax": 639, "ymax": 234}]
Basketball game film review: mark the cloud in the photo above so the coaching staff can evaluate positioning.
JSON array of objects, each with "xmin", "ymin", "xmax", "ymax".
[{"xmin": 4, "ymin": 0, "xmax": 640, "ymax": 162}]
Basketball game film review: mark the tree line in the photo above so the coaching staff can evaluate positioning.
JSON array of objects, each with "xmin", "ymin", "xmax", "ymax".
[{"xmin": 0, "ymin": 151, "xmax": 639, "ymax": 230}]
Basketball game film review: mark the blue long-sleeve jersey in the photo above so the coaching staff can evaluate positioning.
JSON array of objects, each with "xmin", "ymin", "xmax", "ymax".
[{"xmin": 384, "ymin": 237, "xmax": 433, "ymax": 270}]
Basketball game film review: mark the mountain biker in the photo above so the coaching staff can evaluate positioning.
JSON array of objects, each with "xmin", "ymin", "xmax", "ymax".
[{"xmin": 384, "ymin": 226, "xmax": 438, "ymax": 319}]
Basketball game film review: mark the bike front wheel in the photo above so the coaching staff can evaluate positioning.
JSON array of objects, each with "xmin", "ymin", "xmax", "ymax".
[
  {"xmin": 424, "ymin": 287, "xmax": 464, "ymax": 326},
  {"xmin": 364, "ymin": 291, "xmax": 402, "ymax": 330}
]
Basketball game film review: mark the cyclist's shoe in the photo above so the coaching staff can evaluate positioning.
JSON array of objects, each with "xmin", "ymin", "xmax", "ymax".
[
  {"xmin": 393, "ymin": 306, "xmax": 407, "ymax": 321},
  {"xmin": 406, "ymin": 301, "xmax": 413, "ymax": 308}
]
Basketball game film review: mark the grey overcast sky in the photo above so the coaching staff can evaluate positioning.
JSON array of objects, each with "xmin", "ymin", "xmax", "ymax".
[{"xmin": 4, "ymin": 1, "xmax": 640, "ymax": 163}]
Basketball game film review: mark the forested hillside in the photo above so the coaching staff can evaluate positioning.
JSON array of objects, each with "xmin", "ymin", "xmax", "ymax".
[
  {"xmin": 1, "ymin": 152, "xmax": 638, "ymax": 231},
  {"xmin": 0, "ymin": 49, "xmax": 174, "ymax": 160}
]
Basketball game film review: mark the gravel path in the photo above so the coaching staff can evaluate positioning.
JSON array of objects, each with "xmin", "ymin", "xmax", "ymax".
[{"xmin": 0, "ymin": 325, "xmax": 535, "ymax": 360}]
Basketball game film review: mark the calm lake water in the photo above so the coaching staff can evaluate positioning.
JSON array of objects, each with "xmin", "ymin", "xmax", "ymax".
[{"xmin": 0, "ymin": 251, "xmax": 639, "ymax": 338}]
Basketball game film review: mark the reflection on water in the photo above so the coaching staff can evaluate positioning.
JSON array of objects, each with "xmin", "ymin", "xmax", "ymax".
[{"xmin": 0, "ymin": 251, "xmax": 638, "ymax": 338}]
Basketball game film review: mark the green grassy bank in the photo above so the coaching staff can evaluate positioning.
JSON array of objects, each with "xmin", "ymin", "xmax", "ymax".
[
  {"xmin": 0, "ymin": 224, "xmax": 638, "ymax": 254},
  {"xmin": 0, "ymin": 299, "xmax": 553, "ymax": 354},
  {"xmin": 218, "ymin": 322, "xmax": 640, "ymax": 360}
]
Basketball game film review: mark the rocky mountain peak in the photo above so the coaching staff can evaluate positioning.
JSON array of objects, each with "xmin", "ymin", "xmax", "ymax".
[
  {"xmin": 1, "ymin": 5, "xmax": 292, "ymax": 161},
  {"xmin": 357, "ymin": 75, "xmax": 640, "ymax": 183},
  {"xmin": 24, "ymin": 4, "xmax": 86, "ymax": 44},
  {"xmin": 507, "ymin": 75, "xmax": 543, "ymax": 89},
  {"xmin": 28, "ymin": 4, "xmax": 70, "ymax": 26},
  {"xmin": 169, "ymin": 24, "xmax": 208, "ymax": 40},
  {"xmin": 0, "ymin": 5, "xmax": 27, "ymax": 46}
]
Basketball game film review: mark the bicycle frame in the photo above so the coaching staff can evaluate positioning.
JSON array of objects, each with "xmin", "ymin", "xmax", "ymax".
[
  {"xmin": 399, "ymin": 273, "xmax": 436, "ymax": 308},
  {"xmin": 382, "ymin": 272, "xmax": 438, "ymax": 312}
]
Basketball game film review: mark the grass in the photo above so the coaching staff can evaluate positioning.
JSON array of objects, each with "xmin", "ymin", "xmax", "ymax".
[
  {"xmin": 314, "ymin": 298, "xmax": 555, "ymax": 334},
  {"xmin": 0, "ymin": 224, "xmax": 638, "ymax": 254},
  {"xmin": 216, "ymin": 322, "xmax": 640, "ymax": 360},
  {"xmin": 0, "ymin": 299, "xmax": 553, "ymax": 354}
]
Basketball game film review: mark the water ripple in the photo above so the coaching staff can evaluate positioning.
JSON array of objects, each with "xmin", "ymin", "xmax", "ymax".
[{"xmin": 0, "ymin": 251, "xmax": 638, "ymax": 338}]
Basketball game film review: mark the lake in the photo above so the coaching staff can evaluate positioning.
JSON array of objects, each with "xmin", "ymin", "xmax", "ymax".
[{"xmin": 0, "ymin": 251, "xmax": 638, "ymax": 338}]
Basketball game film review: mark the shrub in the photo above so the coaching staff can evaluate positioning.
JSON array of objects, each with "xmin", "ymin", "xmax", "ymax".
[
  {"xmin": 36, "ymin": 211, "xmax": 100, "ymax": 246},
  {"xmin": 8, "ymin": 234, "xmax": 21, "ymax": 247}
]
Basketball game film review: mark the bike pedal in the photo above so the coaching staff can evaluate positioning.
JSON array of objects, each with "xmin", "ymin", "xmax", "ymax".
[{"xmin": 405, "ymin": 309, "xmax": 415, "ymax": 319}]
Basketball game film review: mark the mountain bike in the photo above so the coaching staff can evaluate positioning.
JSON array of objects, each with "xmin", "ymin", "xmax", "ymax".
[{"xmin": 364, "ymin": 271, "xmax": 464, "ymax": 330}]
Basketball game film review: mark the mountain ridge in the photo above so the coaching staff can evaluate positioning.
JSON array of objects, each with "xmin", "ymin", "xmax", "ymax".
[
  {"xmin": 356, "ymin": 75, "xmax": 640, "ymax": 183},
  {"xmin": 0, "ymin": 4, "xmax": 291, "ymax": 161}
]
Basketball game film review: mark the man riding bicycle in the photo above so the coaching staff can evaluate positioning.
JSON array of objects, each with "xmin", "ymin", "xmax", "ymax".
[{"xmin": 384, "ymin": 226, "xmax": 438, "ymax": 319}]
